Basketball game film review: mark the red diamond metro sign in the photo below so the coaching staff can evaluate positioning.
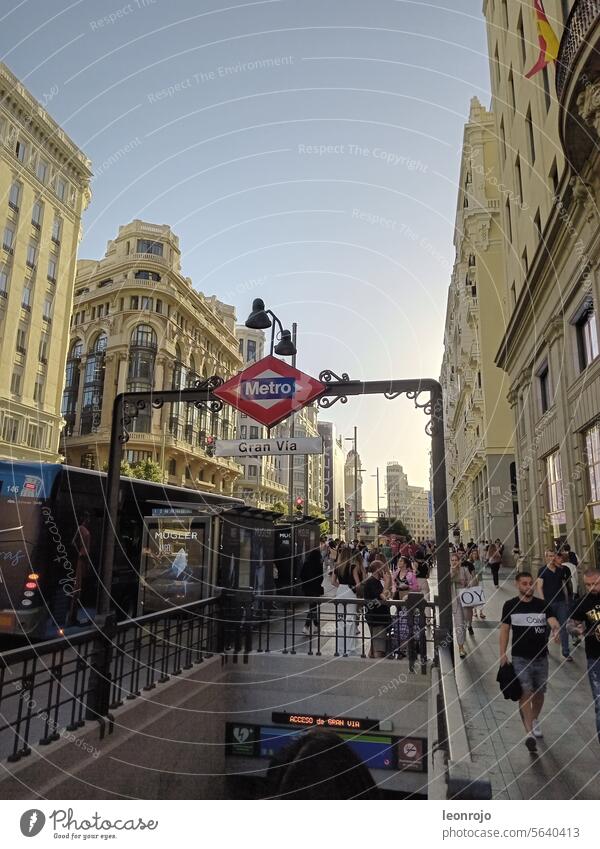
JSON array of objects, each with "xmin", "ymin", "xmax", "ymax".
[{"xmin": 213, "ymin": 355, "xmax": 325, "ymax": 428}]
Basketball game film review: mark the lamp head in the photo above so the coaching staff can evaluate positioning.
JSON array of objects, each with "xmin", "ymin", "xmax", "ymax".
[
  {"xmin": 274, "ymin": 328, "xmax": 297, "ymax": 356},
  {"xmin": 245, "ymin": 298, "xmax": 272, "ymax": 330}
]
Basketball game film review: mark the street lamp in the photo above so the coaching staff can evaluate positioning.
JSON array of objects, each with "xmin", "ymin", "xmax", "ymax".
[{"xmin": 245, "ymin": 298, "xmax": 297, "ymax": 357}]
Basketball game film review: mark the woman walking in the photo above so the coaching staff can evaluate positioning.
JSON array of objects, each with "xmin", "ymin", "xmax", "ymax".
[
  {"xmin": 487, "ymin": 541, "xmax": 503, "ymax": 588},
  {"xmin": 331, "ymin": 545, "xmax": 361, "ymax": 655},
  {"xmin": 363, "ymin": 560, "xmax": 392, "ymax": 658},
  {"xmin": 451, "ymin": 551, "xmax": 471, "ymax": 658}
]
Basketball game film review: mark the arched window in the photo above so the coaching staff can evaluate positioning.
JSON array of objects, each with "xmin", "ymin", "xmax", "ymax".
[
  {"xmin": 131, "ymin": 324, "xmax": 157, "ymax": 349},
  {"xmin": 80, "ymin": 333, "xmax": 107, "ymax": 436},
  {"xmin": 127, "ymin": 325, "xmax": 157, "ymax": 432},
  {"xmin": 61, "ymin": 338, "xmax": 83, "ymax": 435}
]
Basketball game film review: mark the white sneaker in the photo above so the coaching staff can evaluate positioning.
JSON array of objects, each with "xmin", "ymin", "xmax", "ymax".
[{"xmin": 532, "ymin": 720, "xmax": 543, "ymax": 739}]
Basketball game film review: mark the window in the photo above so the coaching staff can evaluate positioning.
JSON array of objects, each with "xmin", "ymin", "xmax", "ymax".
[
  {"xmin": 505, "ymin": 197, "xmax": 512, "ymax": 242},
  {"xmin": 10, "ymin": 369, "xmax": 22, "ymax": 394},
  {"xmin": 26, "ymin": 244, "xmax": 37, "ymax": 268},
  {"xmin": 31, "ymin": 200, "xmax": 43, "ymax": 227},
  {"xmin": 517, "ymin": 11, "xmax": 526, "ymax": 66},
  {"xmin": 38, "ymin": 333, "xmax": 49, "ymax": 363},
  {"xmin": 55, "ymin": 177, "xmax": 67, "ymax": 202},
  {"xmin": 574, "ymin": 302, "xmax": 599, "ymax": 370},
  {"xmin": 494, "ymin": 45, "xmax": 501, "ymax": 86},
  {"xmin": 541, "ymin": 65, "xmax": 551, "ymax": 112},
  {"xmin": 0, "ymin": 267, "xmax": 9, "ymax": 297},
  {"xmin": 131, "ymin": 324, "xmax": 157, "ymax": 349},
  {"xmin": 248, "ymin": 465, "xmax": 258, "ymax": 478},
  {"xmin": 515, "ymin": 155, "xmax": 523, "ymax": 200},
  {"xmin": 2, "ymin": 416, "xmax": 18, "ymax": 443},
  {"xmin": 526, "ymin": 106, "xmax": 535, "ymax": 163},
  {"xmin": 136, "ymin": 239, "xmax": 163, "ymax": 256},
  {"xmin": 250, "ymin": 426, "xmax": 259, "ymax": 439},
  {"xmin": 47, "ymin": 257, "xmax": 57, "ymax": 282},
  {"xmin": 549, "ymin": 159, "xmax": 559, "ymax": 195},
  {"xmin": 247, "ymin": 339, "xmax": 257, "ymax": 362},
  {"xmin": 522, "ymin": 247, "xmax": 528, "ymax": 275},
  {"xmin": 508, "ymin": 68, "xmax": 515, "ymax": 113},
  {"xmin": 561, "ymin": 0, "xmax": 571, "ymax": 25},
  {"xmin": 36, "ymin": 159, "xmax": 48, "ymax": 183},
  {"xmin": 43, "ymin": 295, "xmax": 53, "ymax": 321},
  {"xmin": 168, "ymin": 458, "xmax": 177, "ymax": 476},
  {"xmin": 511, "ymin": 281, "xmax": 517, "ymax": 306},
  {"xmin": 501, "ymin": 0, "xmax": 508, "ymax": 29},
  {"xmin": 16, "ymin": 326, "xmax": 27, "ymax": 354},
  {"xmin": 130, "ymin": 295, "xmax": 139, "ymax": 310},
  {"xmin": 545, "ymin": 450, "xmax": 566, "ymax": 541},
  {"xmin": 585, "ymin": 422, "xmax": 600, "ymax": 503},
  {"xmin": 499, "ymin": 117, "xmax": 506, "ymax": 162},
  {"xmin": 240, "ymin": 424, "xmax": 247, "ymax": 438},
  {"xmin": 80, "ymin": 453, "xmax": 95, "ymax": 470},
  {"xmin": 15, "ymin": 140, "xmax": 27, "ymax": 162},
  {"xmin": 3, "ymin": 224, "xmax": 15, "ymax": 251},
  {"xmin": 141, "ymin": 296, "xmax": 153, "ymax": 310},
  {"xmin": 126, "ymin": 450, "xmax": 152, "ymax": 465},
  {"xmin": 22, "ymin": 283, "xmax": 32, "ymax": 309},
  {"xmin": 155, "ymin": 299, "xmax": 162, "ymax": 314},
  {"xmin": 51, "ymin": 218, "xmax": 61, "ymax": 243},
  {"xmin": 9, "ymin": 182, "xmax": 20, "ymax": 210},
  {"xmin": 239, "ymin": 338, "xmax": 244, "ymax": 355},
  {"xmin": 134, "ymin": 270, "xmax": 161, "ymax": 282},
  {"xmin": 33, "ymin": 376, "xmax": 44, "ymax": 403},
  {"xmin": 538, "ymin": 362, "xmax": 550, "ymax": 413}
]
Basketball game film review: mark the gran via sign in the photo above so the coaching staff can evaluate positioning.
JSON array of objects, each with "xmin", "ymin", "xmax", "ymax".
[{"xmin": 215, "ymin": 437, "xmax": 323, "ymax": 457}]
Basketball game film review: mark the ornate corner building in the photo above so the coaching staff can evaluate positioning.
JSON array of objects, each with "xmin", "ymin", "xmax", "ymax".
[
  {"xmin": 440, "ymin": 97, "xmax": 516, "ymax": 547},
  {"xmin": 0, "ymin": 62, "xmax": 92, "ymax": 462},
  {"xmin": 60, "ymin": 220, "xmax": 243, "ymax": 495}
]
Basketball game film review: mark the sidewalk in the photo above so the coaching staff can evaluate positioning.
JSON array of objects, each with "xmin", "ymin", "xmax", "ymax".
[{"xmin": 454, "ymin": 568, "xmax": 600, "ymax": 799}]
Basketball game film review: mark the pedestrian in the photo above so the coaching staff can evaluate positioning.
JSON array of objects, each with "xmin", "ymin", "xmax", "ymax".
[
  {"xmin": 465, "ymin": 545, "xmax": 486, "ymax": 629},
  {"xmin": 487, "ymin": 541, "xmax": 503, "ymax": 587},
  {"xmin": 363, "ymin": 560, "xmax": 392, "ymax": 658},
  {"xmin": 330, "ymin": 545, "xmax": 361, "ymax": 655},
  {"xmin": 450, "ymin": 551, "xmax": 471, "ymax": 659},
  {"xmin": 559, "ymin": 545, "xmax": 578, "ymax": 599},
  {"xmin": 568, "ymin": 568, "xmax": 600, "ymax": 744},
  {"xmin": 536, "ymin": 549, "xmax": 573, "ymax": 662},
  {"xmin": 326, "ymin": 538, "xmax": 339, "ymax": 578},
  {"xmin": 301, "ymin": 549, "xmax": 324, "ymax": 635},
  {"xmin": 500, "ymin": 571, "xmax": 560, "ymax": 753}
]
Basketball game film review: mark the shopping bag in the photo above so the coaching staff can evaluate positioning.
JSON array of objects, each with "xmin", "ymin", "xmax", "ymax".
[{"xmin": 458, "ymin": 586, "xmax": 486, "ymax": 608}]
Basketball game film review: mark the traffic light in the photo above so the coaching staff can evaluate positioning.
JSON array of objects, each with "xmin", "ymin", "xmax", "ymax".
[
  {"xmin": 338, "ymin": 505, "xmax": 345, "ymax": 528},
  {"xmin": 295, "ymin": 496, "xmax": 304, "ymax": 514},
  {"xmin": 205, "ymin": 435, "xmax": 216, "ymax": 457}
]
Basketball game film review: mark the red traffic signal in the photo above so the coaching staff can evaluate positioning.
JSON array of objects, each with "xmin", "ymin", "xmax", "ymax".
[
  {"xmin": 205, "ymin": 435, "xmax": 216, "ymax": 456},
  {"xmin": 295, "ymin": 496, "xmax": 304, "ymax": 511}
]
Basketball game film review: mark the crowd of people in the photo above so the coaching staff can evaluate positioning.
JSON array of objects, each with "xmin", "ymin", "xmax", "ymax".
[
  {"xmin": 447, "ymin": 537, "xmax": 600, "ymax": 752},
  {"xmin": 299, "ymin": 535, "xmax": 435, "ymax": 658}
]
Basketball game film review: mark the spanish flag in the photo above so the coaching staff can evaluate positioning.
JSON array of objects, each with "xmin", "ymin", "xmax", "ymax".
[{"xmin": 525, "ymin": 0, "xmax": 560, "ymax": 78}]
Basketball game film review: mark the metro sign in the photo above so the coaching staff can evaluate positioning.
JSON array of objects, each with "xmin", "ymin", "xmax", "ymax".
[{"xmin": 213, "ymin": 355, "xmax": 325, "ymax": 428}]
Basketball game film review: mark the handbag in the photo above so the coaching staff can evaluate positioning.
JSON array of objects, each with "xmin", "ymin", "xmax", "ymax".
[{"xmin": 458, "ymin": 585, "xmax": 486, "ymax": 608}]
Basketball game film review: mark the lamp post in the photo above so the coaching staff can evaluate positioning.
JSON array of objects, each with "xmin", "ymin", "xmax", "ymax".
[
  {"xmin": 345, "ymin": 427, "xmax": 366, "ymax": 539},
  {"xmin": 245, "ymin": 298, "xmax": 297, "ymax": 357}
]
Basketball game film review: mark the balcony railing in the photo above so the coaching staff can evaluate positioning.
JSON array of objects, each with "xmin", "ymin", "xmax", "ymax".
[{"xmin": 556, "ymin": 0, "xmax": 600, "ymax": 99}]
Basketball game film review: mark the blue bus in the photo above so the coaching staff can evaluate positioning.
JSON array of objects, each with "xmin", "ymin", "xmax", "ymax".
[{"xmin": 0, "ymin": 461, "xmax": 244, "ymax": 640}]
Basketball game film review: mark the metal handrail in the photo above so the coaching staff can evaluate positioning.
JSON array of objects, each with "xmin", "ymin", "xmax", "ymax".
[{"xmin": 556, "ymin": 0, "xmax": 600, "ymax": 100}]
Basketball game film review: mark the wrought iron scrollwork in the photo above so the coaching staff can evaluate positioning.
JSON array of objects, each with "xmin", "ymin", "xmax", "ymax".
[
  {"xmin": 318, "ymin": 369, "xmax": 350, "ymax": 410},
  {"xmin": 194, "ymin": 375, "xmax": 225, "ymax": 413}
]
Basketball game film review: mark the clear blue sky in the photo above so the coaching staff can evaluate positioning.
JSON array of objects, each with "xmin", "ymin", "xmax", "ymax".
[{"xmin": 2, "ymin": 0, "xmax": 491, "ymax": 507}]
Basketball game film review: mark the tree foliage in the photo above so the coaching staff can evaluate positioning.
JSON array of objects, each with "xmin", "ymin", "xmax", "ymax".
[
  {"xmin": 131, "ymin": 458, "xmax": 163, "ymax": 482},
  {"xmin": 378, "ymin": 515, "xmax": 410, "ymax": 537}
]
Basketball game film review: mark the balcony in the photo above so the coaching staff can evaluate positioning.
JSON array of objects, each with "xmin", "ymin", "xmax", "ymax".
[{"xmin": 557, "ymin": 0, "xmax": 600, "ymax": 174}]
